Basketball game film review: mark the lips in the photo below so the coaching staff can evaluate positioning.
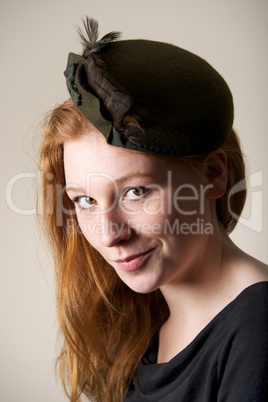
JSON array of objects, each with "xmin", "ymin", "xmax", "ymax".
[{"xmin": 113, "ymin": 248, "xmax": 155, "ymax": 272}]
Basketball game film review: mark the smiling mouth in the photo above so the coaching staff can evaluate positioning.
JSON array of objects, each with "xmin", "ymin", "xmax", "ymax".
[{"xmin": 113, "ymin": 248, "xmax": 155, "ymax": 272}]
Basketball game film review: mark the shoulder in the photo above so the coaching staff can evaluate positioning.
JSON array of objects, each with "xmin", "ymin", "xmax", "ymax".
[
  {"xmin": 240, "ymin": 253, "xmax": 268, "ymax": 283},
  {"xmin": 215, "ymin": 281, "xmax": 268, "ymax": 350},
  {"xmin": 226, "ymin": 281, "xmax": 268, "ymax": 324},
  {"xmin": 217, "ymin": 282, "xmax": 268, "ymax": 401},
  {"xmin": 226, "ymin": 241, "xmax": 268, "ymax": 301},
  {"xmin": 219, "ymin": 281, "xmax": 268, "ymax": 368}
]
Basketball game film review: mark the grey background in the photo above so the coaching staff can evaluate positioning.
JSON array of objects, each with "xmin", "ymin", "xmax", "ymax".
[{"xmin": 1, "ymin": 0, "xmax": 267, "ymax": 401}]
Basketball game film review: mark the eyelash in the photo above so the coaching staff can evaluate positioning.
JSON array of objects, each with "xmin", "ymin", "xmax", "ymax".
[
  {"xmin": 73, "ymin": 195, "xmax": 96, "ymax": 212},
  {"xmin": 73, "ymin": 186, "xmax": 149, "ymax": 212},
  {"xmin": 123, "ymin": 186, "xmax": 149, "ymax": 201}
]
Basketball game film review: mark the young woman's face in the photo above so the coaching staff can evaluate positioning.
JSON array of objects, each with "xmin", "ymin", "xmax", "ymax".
[{"xmin": 64, "ymin": 129, "xmax": 216, "ymax": 294}]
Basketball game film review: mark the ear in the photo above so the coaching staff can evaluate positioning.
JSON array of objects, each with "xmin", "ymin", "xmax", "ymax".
[{"xmin": 204, "ymin": 149, "xmax": 228, "ymax": 199}]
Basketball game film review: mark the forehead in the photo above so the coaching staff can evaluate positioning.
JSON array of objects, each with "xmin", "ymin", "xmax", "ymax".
[
  {"xmin": 63, "ymin": 127, "xmax": 201, "ymax": 189},
  {"xmin": 63, "ymin": 128, "xmax": 165, "ymax": 183}
]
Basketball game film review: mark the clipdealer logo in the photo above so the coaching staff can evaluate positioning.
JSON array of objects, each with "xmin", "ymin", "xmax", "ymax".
[
  {"xmin": 5, "ymin": 170, "xmax": 264, "ymax": 233},
  {"xmin": 228, "ymin": 170, "xmax": 263, "ymax": 232}
]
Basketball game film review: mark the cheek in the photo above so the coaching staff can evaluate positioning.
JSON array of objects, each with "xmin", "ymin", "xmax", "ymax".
[
  {"xmin": 171, "ymin": 183, "xmax": 212, "ymax": 222},
  {"xmin": 75, "ymin": 214, "xmax": 100, "ymax": 247},
  {"xmin": 129, "ymin": 210, "xmax": 168, "ymax": 237},
  {"xmin": 141, "ymin": 194, "xmax": 166, "ymax": 215}
]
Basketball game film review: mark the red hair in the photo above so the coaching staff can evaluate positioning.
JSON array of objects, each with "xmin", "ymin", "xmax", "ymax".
[
  {"xmin": 39, "ymin": 99, "xmax": 246, "ymax": 401},
  {"xmin": 39, "ymin": 100, "xmax": 168, "ymax": 401}
]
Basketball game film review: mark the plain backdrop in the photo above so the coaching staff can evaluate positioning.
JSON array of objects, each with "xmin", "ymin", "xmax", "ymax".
[{"xmin": 1, "ymin": 0, "xmax": 267, "ymax": 401}]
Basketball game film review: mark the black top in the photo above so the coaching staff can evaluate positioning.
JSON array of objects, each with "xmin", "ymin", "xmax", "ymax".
[{"xmin": 124, "ymin": 282, "xmax": 268, "ymax": 402}]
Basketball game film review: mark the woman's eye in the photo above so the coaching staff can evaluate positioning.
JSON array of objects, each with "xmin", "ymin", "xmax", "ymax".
[
  {"xmin": 124, "ymin": 187, "xmax": 147, "ymax": 201},
  {"xmin": 74, "ymin": 196, "xmax": 97, "ymax": 211}
]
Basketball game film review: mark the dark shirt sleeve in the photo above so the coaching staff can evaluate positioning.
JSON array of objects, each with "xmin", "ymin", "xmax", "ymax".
[{"xmin": 218, "ymin": 308, "xmax": 268, "ymax": 402}]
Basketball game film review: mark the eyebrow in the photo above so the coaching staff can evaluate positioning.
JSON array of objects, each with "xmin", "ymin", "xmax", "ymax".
[
  {"xmin": 65, "ymin": 185, "xmax": 85, "ymax": 194},
  {"xmin": 65, "ymin": 173, "xmax": 154, "ymax": 194},
  {"xmin": 115, "ymin": 172, "xmax": 154, "ymax": 185}
]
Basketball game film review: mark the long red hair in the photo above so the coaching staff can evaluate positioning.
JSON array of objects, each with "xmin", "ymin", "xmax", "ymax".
[
  {"xmin": 39, "ymin": 100, "xmax": 169, "ymax": 401},
  {"xmin": 39, "ymin": 99, "xmax": 246, "ymax": 401}
]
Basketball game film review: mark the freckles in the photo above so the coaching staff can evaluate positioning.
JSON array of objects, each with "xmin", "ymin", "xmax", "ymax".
[
  {"xmin": 79, "ymin": 222, "xmax": 92, "ymax": 240},
  {"xmin": 129, "ymin": 212, "xmax": 167, "ymax": 237},
  {"xmin": 74, "ymin": 216, "xmax": 98, "ymax": 243},
  {"xmin": 143, "ymin": 196, "xmax": 165, "ymax": 215}
]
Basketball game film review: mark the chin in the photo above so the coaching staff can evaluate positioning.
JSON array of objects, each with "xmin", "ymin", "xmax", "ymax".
[{"xmin": 120, "ymin": 275, "xmax": 160, "ymax": 295}]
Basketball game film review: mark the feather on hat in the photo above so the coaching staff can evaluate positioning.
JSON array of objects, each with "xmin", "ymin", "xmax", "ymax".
[{"xmin": 64, "ymin": 17, "xmax": 234, "ymax": 156}]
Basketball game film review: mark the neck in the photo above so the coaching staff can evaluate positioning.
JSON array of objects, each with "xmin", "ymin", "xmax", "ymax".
[
  {"xmin": 160, "ymin": 223, "xmax": 237, "ymax": 326},
  {"xmin": 157, "ymin": 224, "xmax": 242, "ymax": 363},
  {"xmin": 157, "ymin": 221, "xmax": 268, "ymax": 363}
]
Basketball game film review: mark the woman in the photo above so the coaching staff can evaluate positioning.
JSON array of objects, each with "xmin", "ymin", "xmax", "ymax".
[{"xmin": 40, "ymin": 17, "xmax": 268, "ymax": 402}]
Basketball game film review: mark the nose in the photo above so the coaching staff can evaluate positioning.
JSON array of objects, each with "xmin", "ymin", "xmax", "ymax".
[{"xmin": 100, "ymin": 208, "xmax": 132, "ymax": 247}]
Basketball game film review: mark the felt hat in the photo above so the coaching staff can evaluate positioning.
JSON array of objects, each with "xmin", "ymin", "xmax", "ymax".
[{"xmin": 64, "ymin": 17, "xmax": 234, "ymax": 156}]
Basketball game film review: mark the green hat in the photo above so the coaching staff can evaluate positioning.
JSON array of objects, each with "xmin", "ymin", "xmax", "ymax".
[{"xmin": 64, "ymin": 17, "xmax": 234, "ymax": 156}]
